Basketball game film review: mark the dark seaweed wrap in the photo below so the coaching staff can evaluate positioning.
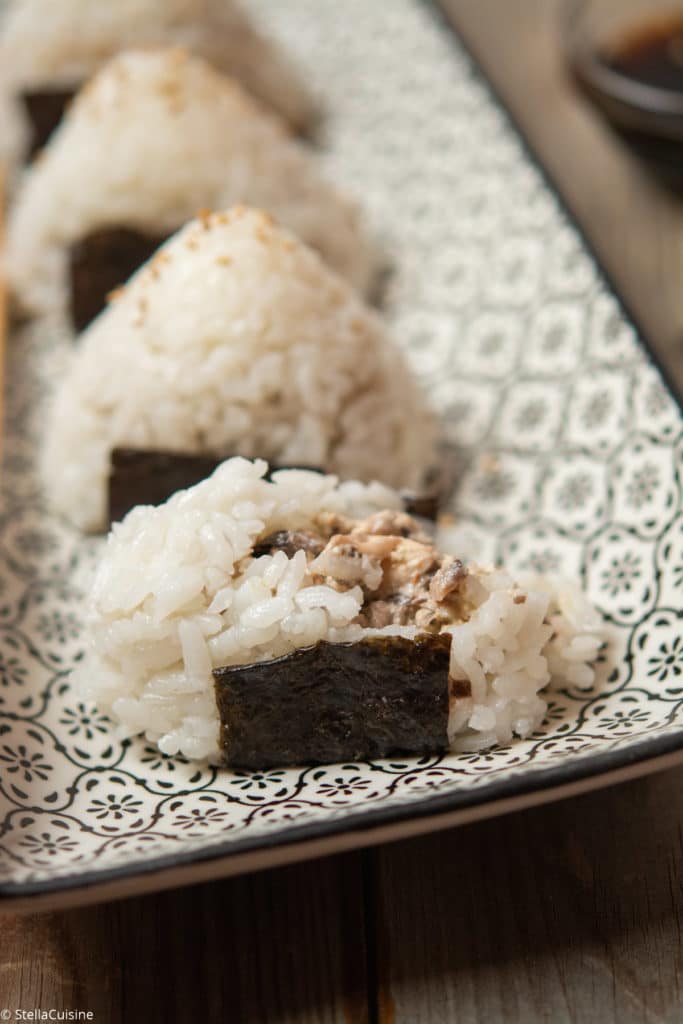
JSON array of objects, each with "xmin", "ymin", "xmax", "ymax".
[
  {"xmin": 214, "ymin": 634, "xmax": 452, "ymax": 769},
  {"xmin": 107, "ymin": 449, "xmax": 321, "ymax": 526},
  {"xmin": 22, "ymin": 88, "xmax": 75, "ymax": 158},
  {"xmin": 69, "ymin": 226, "xmax": 169, "ymax": 332},
  {"xmin": 108, "ymin": 448, "xmax": 224, "ymax": 525},
  {"xmin": 400, "ymin": 489, "xmax": 440, "ymax": 521},
  {"xmin": 108, "ymin": 448, "xmax": 441, "ymax": 528}
]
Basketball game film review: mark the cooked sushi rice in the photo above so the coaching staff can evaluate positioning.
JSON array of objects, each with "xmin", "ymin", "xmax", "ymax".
[
  {"xmin": 82, "ymin": 457, "xmax": 604, "ymax": 763},
  {"xmin": 42, "ymin": 207, "xmax": 434, "ymax": 532},
  {"xmin": 5, "ymin": 48, "xmax": 375, "ymax": 318},
  {"xmin": 0, "ymin": 0, "xmax": 313, "ymax": 175}
]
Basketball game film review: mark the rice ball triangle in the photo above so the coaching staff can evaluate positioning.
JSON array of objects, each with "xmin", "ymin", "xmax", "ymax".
[
  {"xmin": 5, "ymin": 48, "xmax": 376, "ymax": 322},
  {"xmin": 42, "ymin": 206, "xmax": 436, "ymax": 532},
  {"xmin": 0, "ymin": 0, "xmax": 314, "ymax": 170},
  {"xmin": 83, "ymin": 458, "xmax": 603, "ymax": 764}
]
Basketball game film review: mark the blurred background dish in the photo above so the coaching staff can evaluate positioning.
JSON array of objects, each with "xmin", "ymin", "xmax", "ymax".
[{"xmin": 566, "ymin": 0, "xmax": 683, "ymax": 184}]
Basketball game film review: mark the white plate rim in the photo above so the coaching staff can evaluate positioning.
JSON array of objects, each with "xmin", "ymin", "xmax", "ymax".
[{"xmin": 3, "ymin": 727, "xmax": 683, "ymax": 912}]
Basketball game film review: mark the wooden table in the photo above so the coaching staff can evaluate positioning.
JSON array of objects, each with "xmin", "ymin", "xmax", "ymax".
[{"xmin": 3, "ymin": 2, "xmax": 683, "ymax": 1019}]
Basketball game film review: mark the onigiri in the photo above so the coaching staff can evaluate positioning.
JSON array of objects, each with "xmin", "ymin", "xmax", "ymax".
[
  {"xmin": 81, "ymin": 457, "xmax": 604, "ymax": 764},
  {"xmin": 0, "ymin": 0, "xmax": 314, "ymax": 172},
  {"xmin": 42, "ymin": 207, "xmax": 434, "ymax": 532},
  {"xmin": 5, "ymin": 48, "xmax": 376, "ymax": 323}
]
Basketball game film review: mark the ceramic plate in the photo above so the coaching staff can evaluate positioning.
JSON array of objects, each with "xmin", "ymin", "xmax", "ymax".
[{"xmin": 2, "ymin": 0, "xmax": 683, "ymax": 912}]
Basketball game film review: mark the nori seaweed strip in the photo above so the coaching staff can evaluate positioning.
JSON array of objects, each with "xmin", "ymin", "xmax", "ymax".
[
  {"xmin": 214, "ymin": 633, "xmax": 453, "ymax": 769},
  {"xmin": 400, "ymin": 488, "xmax": 440, "ymax": 521},
  {"xmin": 22, "ymin": 88, "xmax": 75, "ymax": 159},
  {"xmin": 401, "ymin": 454, "xmax": 457, "ymax": 522},
  {"xmin": 107, "ymin": 448, "xmax": 323, "ymax": 526},
  {"xmin": 108, "ymin": 447, "xmax": 442, "ymax": 527},
  {"xmin": 108, "ymin": 448, "xmax": 224, "ymax": 525},
  {"xmin": 69, "ymin": 226, "xmax": 169, "ymax": 332}
]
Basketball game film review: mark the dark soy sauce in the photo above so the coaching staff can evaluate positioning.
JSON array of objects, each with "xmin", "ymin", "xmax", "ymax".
[
  {"xmin": 572, "ymin": 14, "xmax": 683, "ymax": 186},
  {"xmin": 605, "ymin": 15, "xmax": 683, "ymax": 90}
]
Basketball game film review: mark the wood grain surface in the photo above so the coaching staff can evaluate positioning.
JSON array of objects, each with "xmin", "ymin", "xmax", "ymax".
[
  {"xmin": 2, "ymin": 854, "xmax": 369, "ymax": 1023},
  {"xmin": 3, "ymin": 1, "xmax": 683, "ymax": 1021},
  {"xmin": 374, "ymin": 767, "xmax": 683, "ymax": 1024},
  {"xmin": 0, "ymin": 166, "xmax": 6, "ymax": 457}
]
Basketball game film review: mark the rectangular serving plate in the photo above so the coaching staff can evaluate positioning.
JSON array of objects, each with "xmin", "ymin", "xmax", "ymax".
[{"xmin": 1, "ymin": 0, "xmax": 682, "ymax": 912}]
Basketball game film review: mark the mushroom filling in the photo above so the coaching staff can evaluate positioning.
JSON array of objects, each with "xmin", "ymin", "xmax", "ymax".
[{"xmin": 254, "ymin": 510, "xmax": 468, "ymax": 632}]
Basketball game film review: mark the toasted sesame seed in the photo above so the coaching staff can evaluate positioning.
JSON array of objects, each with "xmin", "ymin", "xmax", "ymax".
[{"xmin": 479, "ymin": 453, "xmax": 500, "ymax": 474}]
